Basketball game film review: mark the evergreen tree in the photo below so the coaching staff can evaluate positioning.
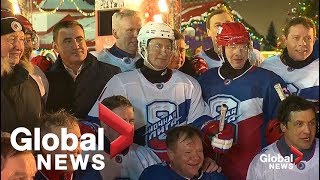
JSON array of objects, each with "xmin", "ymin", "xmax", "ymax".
[{"xmin": 264, "ymin": 21, "xmax": 277, "ymax": 51}]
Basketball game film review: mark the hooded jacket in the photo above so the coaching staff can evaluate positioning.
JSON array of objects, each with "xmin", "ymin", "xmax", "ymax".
[{"xmin": 1, "ymin": 57, "xmax": 42, "ymax": 132}]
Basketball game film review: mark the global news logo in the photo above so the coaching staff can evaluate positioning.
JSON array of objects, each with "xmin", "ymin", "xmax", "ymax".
[{"xmin": 259, "ymin": 145, "xmax": 304, "ymax": 170}]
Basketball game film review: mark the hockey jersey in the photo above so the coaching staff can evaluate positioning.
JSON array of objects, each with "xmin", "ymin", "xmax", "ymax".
[
  {"xmin": 196, "ymin": 48, "xmax": 222, "ymax": 69},
  {"xmin": 261, "ymin": 55, "xmax": 319, "ymax": 102},
  {"xmin": 139, "ymin": 163, "xmax": 227, "ymax": 180},
  {"xmin": 198, "ymin": 66, "xmax": 288, "ymax": 180},
  {"xmin": 88, "ymin": 69, "xmax": 211, "ymax": 161},
  {"xmin": 91, "ymin": 144, "xmax": 161, "ymax": 180},
  {"xmin": 247, "ymin": 139, "xmax": 319, "ymax": 180},
  {"xmin": 92, "ymin": 46, "xmax": 140, "ymax": 72}
]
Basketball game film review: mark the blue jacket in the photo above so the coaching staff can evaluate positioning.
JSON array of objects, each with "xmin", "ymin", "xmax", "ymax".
[{"xmin": 139, "ymin": 163, "xmax": 227, "ymax": 180}]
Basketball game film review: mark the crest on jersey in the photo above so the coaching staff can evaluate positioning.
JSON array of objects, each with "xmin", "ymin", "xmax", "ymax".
[{"xmin": 146, "ymin": 101, "xmax": 184, "ymax": 152}]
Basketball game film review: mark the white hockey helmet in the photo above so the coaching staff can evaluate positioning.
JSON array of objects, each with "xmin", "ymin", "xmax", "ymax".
[{"xmin": 137, "ymin": 21, "xmax": 175, "ymax": 61}]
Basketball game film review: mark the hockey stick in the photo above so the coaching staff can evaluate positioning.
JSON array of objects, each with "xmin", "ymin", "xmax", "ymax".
[
  {"xmin": 215, "ymin": 103, "xmax": 228, "ymax": 163},
  {"xmin": 219, "ymin": 104, "xmax": 228, "ymax": 132},
  {"xmin": 274, "ymin": 83, "xmax": 286, "ymax": 101}
]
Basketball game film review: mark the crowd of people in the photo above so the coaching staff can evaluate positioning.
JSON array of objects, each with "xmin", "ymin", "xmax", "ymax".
[{"xmin": 1, "ymin": 1, "xmax": 319, "ymax": 179}]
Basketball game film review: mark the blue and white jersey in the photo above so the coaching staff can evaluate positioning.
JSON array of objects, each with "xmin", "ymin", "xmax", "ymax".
[
  {"xmin": 198, "ymin": 66, "xmax": 288, "ymax": 180},
  {"xmin": 196, "ymin": 49, "xmax": 222, "ymax": 69},
  {"xmin": 91, "ymin": 49, "xmax": 140, "ymax": 72},
  {"xmin": 88, "ymin": 69, "xmax": 211, "ymax": 160},
  {"xmin": 247, "ymin": 139, "xmax": 319, "ymax": 180},
  {"xmin": 139, "ymin": 163, "xmax": 227, "ymax": 180},
  {"xmin": 99, "ymin": 144, "xmax": 161, "ymax": 180},
  {"xmin": 261, "ymin": 55, "xmax": 319, "ymax": 102}
]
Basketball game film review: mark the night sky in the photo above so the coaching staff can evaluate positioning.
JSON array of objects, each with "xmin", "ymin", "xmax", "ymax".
[{"xmin": 227, "ymin": 0, "xmax": 293, "ymax": 36}]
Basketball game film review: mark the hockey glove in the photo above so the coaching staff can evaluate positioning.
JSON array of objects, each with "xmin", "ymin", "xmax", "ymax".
[
  {"xmin": 202, "ymin": 120, "xmax": 234, "ymax": 153},
  {"xmin": 266, "ymin": 119, "xmax": 283, "ymax": 145}
]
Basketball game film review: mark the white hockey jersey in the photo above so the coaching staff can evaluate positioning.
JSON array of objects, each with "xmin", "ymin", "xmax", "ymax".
[
  {"xmin": 247, "ymin": 139, "xmax": 319, "ymax": 180},
  {"xmin": 261, "ymin": 56, "xmax": 319, "ymax": 101},
  {"xmin": 88, "ymin": 69, "xmax": 211, "ymax": 159},
  {"xmin": 100, "ymin": 144, "xmax": 161, "ymax": 180},
  {"xmin": 92, "ymin": 49, "xmax": 140, "ymax": 72}
]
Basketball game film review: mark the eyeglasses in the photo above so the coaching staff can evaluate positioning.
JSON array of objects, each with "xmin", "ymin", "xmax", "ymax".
[{"xmin": 149, "ymin": 43, "xmax": 174, "ymax": 54}]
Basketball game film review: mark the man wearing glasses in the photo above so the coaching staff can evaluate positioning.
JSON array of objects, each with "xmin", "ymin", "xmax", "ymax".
[
  {"xmin": 198, "ymin": 22, "xmax": 288, "ymax": 180},
  {"xmin": 88, "ymin": 22, "xmax": 221, "ymax": 173}
]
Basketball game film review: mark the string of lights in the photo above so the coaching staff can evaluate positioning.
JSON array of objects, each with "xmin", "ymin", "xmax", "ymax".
[{"xmin": 33, "ymin": 0, "xmax": 95, "ymax": 16}]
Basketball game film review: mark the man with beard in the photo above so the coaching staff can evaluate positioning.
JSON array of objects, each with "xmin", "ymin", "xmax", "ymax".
[
  {"xmin": 1, "ymin": 9, "xmax": 42, "ymax": 132},
  {"xmin": 15, "ymin": 14, "xmax": 50, "ymax": 104},
  {"xmin": 45, "ymin": 20, "xmax": 120, "ymax": 119}
]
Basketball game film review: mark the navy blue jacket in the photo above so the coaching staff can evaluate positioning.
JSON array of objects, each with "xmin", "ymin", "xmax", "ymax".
[{"xmin": 139, "ymin": 163, "xmax": 227, "ymax": 180}]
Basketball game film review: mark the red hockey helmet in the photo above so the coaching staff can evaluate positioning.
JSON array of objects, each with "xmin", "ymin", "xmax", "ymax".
[{"xmin": 216, "ymin": 22, "xmax": 250, "ymax": 47}]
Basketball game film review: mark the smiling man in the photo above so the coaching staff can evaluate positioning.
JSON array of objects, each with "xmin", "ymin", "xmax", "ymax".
[
  {"xmin": 88, "ymin": 22, "xmax": 222, "ymax": 173},
  {"xmin": 261, "ymin": 16, "xmax": 318, "ymax": 100},
  {"xmin": 45, "ymin": 20, "xmax": 120, "ymax": 120},
  {"xmin": 139, "ymin": 125, "xmax": 226, "ymax": 179},
  {"xmin": 260, "ymin": 17, "xmax": 319, "ymax": 137},
  {"xmin": 1, "ymin": 9, "xmax": 42, "ymax": 132},
  {"xmin": 247, "ymin": 95, "xmax": 319, "ymax": 180}
]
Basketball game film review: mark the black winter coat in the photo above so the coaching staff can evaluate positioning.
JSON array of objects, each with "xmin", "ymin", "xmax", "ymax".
[
  {"xmin": 45, "ymin": 53, "xmax": 120, "ymax": 119},
  {"xmin": 1, "ymin": 65, "xmax": 42, "ymax": 132}
]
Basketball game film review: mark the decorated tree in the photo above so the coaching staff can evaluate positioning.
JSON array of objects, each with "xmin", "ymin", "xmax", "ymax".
[
  {"xmin": 181, "ymin": 1, "xmax": 267, "ymax": 55},
  {"xmin": 264, "ymin": 21, "xmax": 278, "ymax": 51},
  {"xmin": 287, "ymin": 0, "xmax": 319, "ymax": 35}
]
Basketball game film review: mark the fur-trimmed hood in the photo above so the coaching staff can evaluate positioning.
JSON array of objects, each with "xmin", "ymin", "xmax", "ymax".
[
  {"xmin": 1, "ymin": 55, "xmax": 34, "ymax": 77},
  {"xmin": 1, "ymin": 56, "xmax": 12, "ymax": 77}
]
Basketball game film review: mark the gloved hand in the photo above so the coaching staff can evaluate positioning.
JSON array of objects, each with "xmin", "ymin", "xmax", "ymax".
[
  {"xmin": 266, "ymin": 119, "xmax": 283, "ymax": 145},
  {"xmin": 191, "ymin": 56, "xmax": 209, "ymax": 75},
  {"xmin": 202, "ymin": 120, "xmax": 234, "ymax": 153}
]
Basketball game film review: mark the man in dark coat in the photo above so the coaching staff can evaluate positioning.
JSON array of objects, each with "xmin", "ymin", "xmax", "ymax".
[
  {"xmin": 45, "ymin": 20, "xmax": 120, "ymax": 119},
  {"xmin": 1, "ymin": 9, "xmax": 42, "ymax": 132}
]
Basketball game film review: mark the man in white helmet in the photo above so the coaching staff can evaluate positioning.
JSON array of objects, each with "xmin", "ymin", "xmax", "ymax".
[{"xmin": 88, "ymin": 21, "xmax": 221, "ymax": 173}]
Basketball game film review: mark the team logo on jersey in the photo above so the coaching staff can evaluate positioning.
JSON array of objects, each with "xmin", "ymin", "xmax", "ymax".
[
  {"xmin": 146, "ymin": 101, "xmax": 184, "ymax": 152},
  {"xmin": 208, "ymin": 95, "xmax": 241, "ymax": 142},
  {"xmin": 286, "ymin": 83, "xmax": 300, "ymax": 95}
]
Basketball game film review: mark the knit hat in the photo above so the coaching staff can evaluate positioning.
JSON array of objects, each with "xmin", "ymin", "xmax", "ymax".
[{"xmin": 1, "ymin": 9, "xmax": 24, "ymax": 36}]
